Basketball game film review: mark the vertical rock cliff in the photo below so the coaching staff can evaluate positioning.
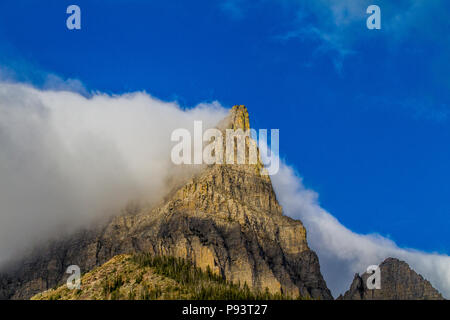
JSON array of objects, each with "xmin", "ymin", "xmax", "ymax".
[{"xmin": 0, "ymin": 105, "xmax": 333, "ymax": 300}]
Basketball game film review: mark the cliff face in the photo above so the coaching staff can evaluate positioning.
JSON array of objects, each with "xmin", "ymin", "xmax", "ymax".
[
  {"xmin": 0, "ymin": 105, "xmax": 332, "ymax": 300},
  {"xmin": 339, "ymin": 258, "xmax": 444, "ymax": 300}
]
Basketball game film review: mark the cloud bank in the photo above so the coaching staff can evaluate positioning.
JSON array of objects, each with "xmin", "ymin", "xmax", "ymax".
[
  {"xmin": 271, "ymin": 164, "xmax": 450, "ymax": 298},
  {"xmin": 0, "ymin": 80, "xmax": 227, "ymax": 265}
]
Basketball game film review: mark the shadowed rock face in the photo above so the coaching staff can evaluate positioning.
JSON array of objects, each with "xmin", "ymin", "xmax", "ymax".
[
  {"xmin": 339, "ymin": 258, "xmax": 444, "ymax": 300},
  {"xmin": 0, "ymin": 105, "xmax": 332, "ymax": 300}
]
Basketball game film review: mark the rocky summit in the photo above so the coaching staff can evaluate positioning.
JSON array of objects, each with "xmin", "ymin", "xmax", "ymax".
[
  {"xmin": 339, "ymin": 257, "xmax": 444, "ymax": 300},
  {"xmin": 0, "ymin": 105, "xmax": 332, "ymax": 300}
]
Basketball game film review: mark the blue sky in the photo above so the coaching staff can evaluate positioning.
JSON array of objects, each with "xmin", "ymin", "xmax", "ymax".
[{"xmin": 0, "ymin": 0, "xmax": 449, "ymax": 254}]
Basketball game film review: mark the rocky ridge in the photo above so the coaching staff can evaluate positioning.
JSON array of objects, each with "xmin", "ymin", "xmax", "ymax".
[
  {"xmin": 339, "ymin": 258, "xmax": 444, "ymax": 300},
  {"xmin": 0, "ymin": 105, "xmax": 332, "ymax": 300}
]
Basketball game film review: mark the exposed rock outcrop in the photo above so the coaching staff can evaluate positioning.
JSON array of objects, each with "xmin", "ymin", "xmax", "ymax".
[
  {"xmin": 32, "ymin": 253, "xmax": 312, "ymax": 300},
  {"xmin": 339, "ymin": 257, "xmax": 444, "ymax": 300},
  {"xmin": 0, "ymin": 105, "xmax": 332, "ymax": 300}
]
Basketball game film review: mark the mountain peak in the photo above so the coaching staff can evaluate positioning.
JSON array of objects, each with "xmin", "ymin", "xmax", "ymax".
[
  {"xmin": 230, "ymin": 105, "xmax": 250, "ymax": 130},
  {"xmin": 221, "ymin": 105, "xmax": 250, "ymax": 131},
  {"xmin": 339, "ymin": 257, "xmax": 444, "ymax": 300},
  {"xmin": 0, "ymin": 105, "xmax": 333, "ymax": 300}
]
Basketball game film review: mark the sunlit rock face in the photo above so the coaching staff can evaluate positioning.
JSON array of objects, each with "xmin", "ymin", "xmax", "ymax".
[{"xmin": 0, "ymin": 105, "xmax": 332, "ymax": 300}]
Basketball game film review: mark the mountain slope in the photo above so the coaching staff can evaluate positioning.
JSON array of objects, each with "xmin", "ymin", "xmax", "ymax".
[
  {"xmin": 0, "ymin": 105, "xmax": 332, "ymax": 300},
  {"xmin": 32, "ymin": 253, "xmax": 310, "ymax": 300},
  {"xmin": 339, "ymin": 258, "xmax": 444, "ymax": 300}
]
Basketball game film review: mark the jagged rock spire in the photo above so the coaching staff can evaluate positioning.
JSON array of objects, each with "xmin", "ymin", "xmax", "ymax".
[
  {"xmin": 0, "ymin": 105, "xmax": 333, "ymax": 300},
  {"xmin": 229, "ymin": 105, "xmax": 250, "ymax": 130}
]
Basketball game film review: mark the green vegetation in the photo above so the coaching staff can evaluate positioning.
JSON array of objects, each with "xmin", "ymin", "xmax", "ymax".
[
  {"xmin": 32, "ymin": 253, "xmax": 310, "ymax": 300},
  {"xmin": 101, "ymin": 273, "xmax": 124, "ymax": 299},
  {"xmin": 131, "ymin": 253, "xmax": 304, "ymax": 300}
]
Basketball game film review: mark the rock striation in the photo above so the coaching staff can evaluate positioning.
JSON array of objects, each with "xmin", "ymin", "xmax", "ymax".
[
  {"xmin": 0, "ymin": 105, "xmax": 332, "ymax": 300},
  {"xmin": 339, "ymin": 257, "xmax": 444, "ymax": 300}
]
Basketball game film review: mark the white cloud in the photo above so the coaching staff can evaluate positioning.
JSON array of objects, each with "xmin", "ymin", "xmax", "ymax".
[
  {"xmin": 271, "ymin": 163, "xmax": 450, "ymax": 299},
  {"xmin": 0, "ymin": 80, "xmax": 227, "ymax": 265},
  {"xmin": 258, "ymin": 0, "xmax": 446, "ymax": 73}
]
